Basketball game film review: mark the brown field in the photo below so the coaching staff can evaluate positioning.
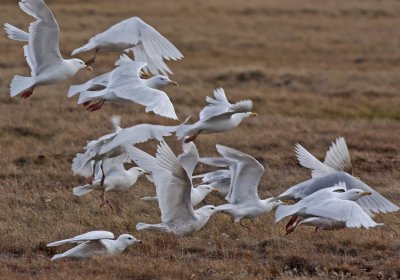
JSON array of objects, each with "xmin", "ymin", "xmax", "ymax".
[{"xmin": 0, "ymin": 0, "xmax": 400, "ymax": 279}]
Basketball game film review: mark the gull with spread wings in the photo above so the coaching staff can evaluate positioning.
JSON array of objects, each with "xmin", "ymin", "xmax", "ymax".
[
  {"xmin": 68, "ymin": 55, "xmax": 178, "ymax": 118},
  {"xmin": 4, "ymin": 0, "xmax": 91, "ymax": 98},
  {"xmin": 72, "ymin": 17, "xmax": 183, "ymax": 76}
]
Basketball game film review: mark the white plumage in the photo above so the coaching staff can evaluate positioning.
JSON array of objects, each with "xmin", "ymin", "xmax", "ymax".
[
  {"xmin": 47, "ymin": 231, "xmax": 141, "ymax": 261},
  {"xmin": 4, "ymin": 0, "xmax": 90, "ymax": 98},
  {"xmin": 71, "ymin": 17, "xmax": 183, "ymax": 76},
  {"xmin": 124, "ymin": 142, "xmax": 219, "ymax": 236}
]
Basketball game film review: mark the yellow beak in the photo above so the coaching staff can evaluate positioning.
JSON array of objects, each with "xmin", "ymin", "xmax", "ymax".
[
  {"xmin": 250, "ymin": 112, "xmax": 258, "ymax": 117},
  {"xmin": 361, "ymin": 191, "xmax": 372, "ymax": 196},
  {"xmin": 169, "ymin": 80, "xmax": 178, "ymax": 86},
  {"xmin": 85, "ymin": 66, "xmax": 93, "ymax": 72},
  {"xmin": 144, "ymin": 171, "xmax": 151, "ymax": 175},
  {"xmin": 211, "ymin": 188, "xmax": 219, "ymax": 193}
]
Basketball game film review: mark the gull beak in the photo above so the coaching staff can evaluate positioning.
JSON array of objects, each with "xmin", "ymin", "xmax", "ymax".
[
  {"xmin": 361, "ymin": 191, "xmax": 372, "ymax": 197},
  {"xmin": 144, "ymin": 171, "xmax": 151, "ymax": 175},
  {"xmin": 169, "ymin": 80, "xmax": 178, "ymax": 86},
  {"xmin": 211, "ymin": 188, "xmax": 219, "ymax": 193},
  {"xmin": 250, "ymin": 112, "xmax": 258, "ymax": 117},
  {"xmin": 85, "ymin": 66, "xmax": 93, "ymax": 72}
]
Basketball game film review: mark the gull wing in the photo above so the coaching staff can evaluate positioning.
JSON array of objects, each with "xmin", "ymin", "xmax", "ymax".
[
  {"xmin": 193, "ymin": 169, "xmax": 231, "ymax": 182},
  {"xmin": 295, "ymin": 143, "xmax": 336, "ymax": 178},
  {"xmin": 19, "ymin": 0, "xmax": 63, "ymax": 76},
  {"xmin": 47, "ymin": 231, "xmax": 114, "ymax": 247},
  {"xmin": 68, "ymin": 72, "xmax": 110, "ymax": 98},
  {"xmin": 108, "ymin": 59, "xmax": 145, "ymax": 88},
  {"xmin": 177, "ymin": 142, "xmax": 199, "ymax": 178},
  {"xmin": 198, "ymin": 157, "xmax": 230, "ymax": 167},
  {"xmin": 99, "ymin": 124, "xmax": 177, "ymax": 155},
  {"xmin": 132, "ymin": 17, "xmax": 183, "ymax": 75},
  {"xmin": 323, "ymin": 137, "xmax": 353, "ymax": 173},
  {"xmin": 199, "ymin": 88, "xmax": 231, "ymax": 121},
  {"xmin": 305, "ymin": 199, "xmax": 381, "ymax": 228},
  {"xmin": 112, "ymin": 85, "xmax": 177, "ymax": 120},
  {"xmin": 125, "ymin": 143, "xmax": 195, "ymax": 223},
  {"xmin": 216, "ymin": 145, "xmax": 263, "ymax": 205}
]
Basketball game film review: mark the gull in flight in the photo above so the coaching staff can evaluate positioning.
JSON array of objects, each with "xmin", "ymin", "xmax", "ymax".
[
  {"xmin": 72, "ymin": 116, "xmax": 177, "ymax": 186},
  {"xmin": 193, "ymin": 155, "xmax": 233, "ymax": 197},
  {"xmin": 274, "ymin": 182, "xmax": 382, "ymax": 235},
  {"xmin": 176, "ymin": 88, "xmax": 258, "ymax": 143},
  {"xmin": 68, "ymin": 55, "xmax": 178, "ymax": 118},
  {"xmin": 71, "ymin": 17, "xmax": 183, "ymax": 76},
  {"xmin": 47, "ymin": 230, "xmax": 141, "ymax": 261},
  {"xmin": 295, "ymin": 137, "xmax": 353, "ymax": 177},
  {"xmin": 215, "ymin": 145, "xmax": 282, "ymax": 226},
  {"xmin": 141, "ymin": 142, "xmax": 219, "ymax": 206},
  {"xmin": 4, "ymin": 0, "xmax": 91, "ymax": 99},
  {"xmin": 124, "ymin": 142, "xmax": 219, "ymax": 236},
  {"xmin": 73, "ymin": 155, "xmax": 149, "ymax": 209},
  {"xmin": 274, "ymin": 139, "xmax": 399, "ymax": 214}
]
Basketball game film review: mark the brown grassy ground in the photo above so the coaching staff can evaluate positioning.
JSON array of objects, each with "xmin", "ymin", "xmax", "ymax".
[{"xmin": 0, "ymin": 0, "xmax": 400, "ymax": 279}]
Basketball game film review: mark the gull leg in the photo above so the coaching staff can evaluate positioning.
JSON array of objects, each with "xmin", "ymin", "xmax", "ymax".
[
  {"xmin": 21, "ymin": 87, "xmax": 34, "ymax": 99},
  {"xmin": 286, "ymin": 219, "xmax": 301, "ymax": 235},
  {"xmin": 99, "ymin": 191, "xmax": 113, "ymax": 210},
  {"xmin": 184, "ymin": 132, "xmax": 199, "ymax": 143},
  {"xmin": 83, "ymin": 101, "xmax": 91, "ymax": 107},
  {"xmin": 85, "ymin": 49, "xmax": 98, "ymax": 66},
  {"xmin": 87, "ymin": 100, "xmax": 105, "ymax": 111},
  {"xmin": 100, "ymin": 161, "xmax": 105, "ymax": 186},
  {"xmin": 285, "ymin": 215, "xmax": 298, "ymax": 230}
]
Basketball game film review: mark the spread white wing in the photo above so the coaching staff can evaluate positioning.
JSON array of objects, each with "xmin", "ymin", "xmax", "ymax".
[
  {"xmin": 295, "ymin": 143, "xmax": 336, "ymax": 178},
  {"xmin": 125, "ymin": 143, "xmax": 195, "ymax": 224},
  {"xmin": 18, "ymin": 0, "xmax": 63, "ymax": 76},
  {"xmin": 47, "ymin": 231, "xmax": 114, "ymax": 247},
  {"xmin": 323, "ymin": 137, "xmax": 352, "ymax": 173},
  {"xmin": 216, "ymin": 145, "xmax": 263, "ymax": 205}
]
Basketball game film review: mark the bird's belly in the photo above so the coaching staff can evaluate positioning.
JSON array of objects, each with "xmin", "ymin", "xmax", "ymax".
[{"xmin": 35, "ymin": 65, "xmax": 73, "ymax": 85}]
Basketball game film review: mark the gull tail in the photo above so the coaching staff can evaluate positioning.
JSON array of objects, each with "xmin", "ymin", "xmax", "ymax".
[
  {"xmin": 50, "ymin": 253, "xmax": 66, "ymax": 261},
  {"xmin": 175, "ymin": 116, "xmax": 194, "ymax": 139},
  {"xmin": 4, "ymin": 23, "xmax": 29, "ymax": 41},
  {"xmin": 77, "ymin": 91, "xmax": 105, "ymax": 105},
  {"xmin": 72, "ymin": 153, "xmax": 93, "ymax": 177},
  {"xmin": 73, "ymin": 184, "xmax": 94, "ymax": 196},
  {"xmin": 10, "ymin": 75, "xmax": 35, "ymax": 97},
  {"xmin": 141, "ymin": 196, "xmax": 158, "ymax": 202},
  {"xmin": 68, "ymin": 84, "xmax": 90, "ymax": 98},
  {"xmin": 72, "ymin": 42, "xmax": 97, "ymax": 56},
  {"xmin": 274, "ymin": 204, "xmax": 299, "ymax": 223}
]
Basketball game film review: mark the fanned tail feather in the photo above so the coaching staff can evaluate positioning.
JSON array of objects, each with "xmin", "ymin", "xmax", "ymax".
[{"xmin": 10, "ymin": 75, "xmax": 35, "ymax": 97}]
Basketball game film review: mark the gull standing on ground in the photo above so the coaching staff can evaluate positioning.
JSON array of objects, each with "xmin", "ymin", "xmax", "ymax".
[
  {"xmin": 274, "ymin": 182, "xmax": 382, "ymax": 234},
  {"xmin": 72, "ymin": 117, "xmax": 178, "ymax": 186},
  {"xmin": 73, "ymin": 155, "xmax": 149, "ymax": 209},
  {"xmin": 68, "ymin": 55, "xmax": 178, "ymax": 118},
  {"xmin": 124, "ymin": 142, "xmax": 219, "ymax": 236},
  {"xmin": 215, "ymin": 145, "xmax": 282, "ymax": 226},
  {"xmin": 71, "ymin": 17, "xmax": 183, "ymax": 75},
  {"xmin": 141, "ymin": 142, "xmax": 219, "ymax": 207},
  {"xmin": 4, "ymin": 0, "xmax": 91, "ymax": 98},
  {"xmin": 176, "ymin": 88, "xmax": 258, "ymax": 143},
  {"xmin": 47, "ymin": 231, "xmax": 141, "ymax": 261}
]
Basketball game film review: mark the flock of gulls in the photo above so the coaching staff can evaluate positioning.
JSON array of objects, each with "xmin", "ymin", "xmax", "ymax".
[{"xmin": 4, "ymin": 0, "xmax": 399, "ymax": 261}]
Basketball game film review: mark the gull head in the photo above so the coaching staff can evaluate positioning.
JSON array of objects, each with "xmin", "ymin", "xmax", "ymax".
[
  {"xmin": 263, "ymin": 198, "xmax": 284, "ymax": 211},
  {"xmin": 130, "ymin": 167, "xmax": 151, "ymax": 177},
  {"xmin": 117, "ymin": 234, "xmax": 142, "ymax": 247},
  {"xmin": 196, "ymin": 205, "xmax": 219, "ymax": 217},
  {"xmin": 68, "ymin": 58, "xmax": 93, "ymax": 73},
  {"xmin": 145, "ymin": 75, "xmax": 178, "ymax": 89},
  {"xmin": 195, "ymin": 184, "xmax": 219, "ymax": 195},
  {"xmin": 339, "ymin": 188, "xmax": 372, "ymax": 201}
]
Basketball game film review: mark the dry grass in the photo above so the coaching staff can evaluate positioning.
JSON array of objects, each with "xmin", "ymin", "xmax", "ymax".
[{"xmin": 0, "ymin": 0, "xmax": 400, "ymax": 279}]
